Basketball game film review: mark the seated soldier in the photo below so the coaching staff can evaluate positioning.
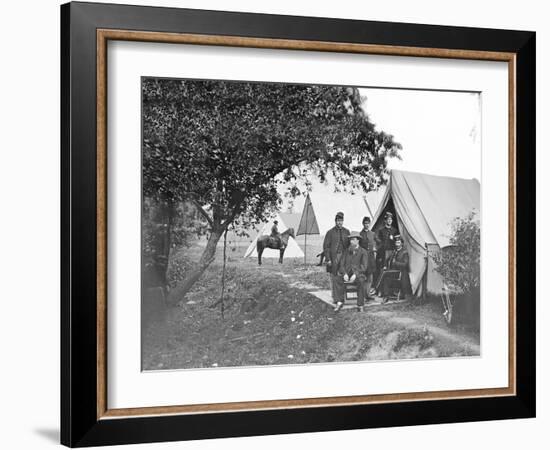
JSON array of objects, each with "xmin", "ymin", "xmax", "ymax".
[
  {"xmin": 333, "ymin": 232, "xmax": 369, "ymax": 312},
  {"xmin": 380, "ymin": 234, "xmax": 412, "ymax": 303}
]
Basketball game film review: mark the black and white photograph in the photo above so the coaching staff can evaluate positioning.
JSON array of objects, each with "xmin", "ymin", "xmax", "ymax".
[{"xmin": 141, "ymin": 77, "xmax": 481, "ymax": 370}]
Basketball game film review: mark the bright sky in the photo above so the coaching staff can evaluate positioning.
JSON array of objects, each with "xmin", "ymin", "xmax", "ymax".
[
  {"xmin": 279, "ymin": 87, "xmax": 481, "ymax": 213},
  {"xmin": 360, "ymin": 87, "xmax": 481, "ymax": 180}
]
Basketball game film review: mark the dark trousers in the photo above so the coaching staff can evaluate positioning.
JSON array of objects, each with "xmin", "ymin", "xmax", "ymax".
[
  {"xmin": 375, "ymin": 250, "xmax": 394, "ymax": 289},
  {"xmin": 333, "ymin": 274, "xmax": 366, "ymax": 306},
  {"xmin": 379, "ymin": 270, "xmax": 401, "ymax": 297},
  {"xmin": 364, "ymin": 273, "xmax": 373, "ymax": 298},
  {"xmin": 330, "ymin": 273, "xmax": 340, "ymax": 303}
]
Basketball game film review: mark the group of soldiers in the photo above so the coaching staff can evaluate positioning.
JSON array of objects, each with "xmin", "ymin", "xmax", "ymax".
[{"xmin": 322, "ymin": 210, "xmax": 412, "ymax": 312}]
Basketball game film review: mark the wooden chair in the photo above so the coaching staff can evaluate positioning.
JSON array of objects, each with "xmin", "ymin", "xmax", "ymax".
[
  {"xmin": 343, "ymin": 281, "xmax": 359, "ymax": 303},
  {"xmin": 376, "ymin": 269, "xmax": 402, "ymax": 301}
]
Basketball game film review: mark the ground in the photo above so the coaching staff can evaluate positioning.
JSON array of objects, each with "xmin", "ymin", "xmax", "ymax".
[{"xmin": 141, "ymin": 239, "xmax": 480, "ymax": 371}]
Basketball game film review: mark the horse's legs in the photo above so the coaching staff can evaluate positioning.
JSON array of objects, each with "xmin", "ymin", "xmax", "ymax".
[
  {"xmin": 279, "ymin": 248, "xmax": 284, "ymax": 264},
  {"xmin": 257, "ymin": 244, "xmax": 263, "ymax": 265}
]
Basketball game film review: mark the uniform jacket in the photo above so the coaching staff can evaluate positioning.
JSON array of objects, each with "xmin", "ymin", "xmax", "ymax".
[
  {"xmin": 323, "ymin": 226, "xmax": 350, "ymax": 274},
  {"xmin": 376, "ymin": 225, "xmax": 398, "ymax": 253},
  {"xmin": 387, "ymin": 246, "xmax": 412, "ymax": 295},
  {"xmin": 360, "ymin": 229, "xmax": 377, "ymax": 275},
  {"xmin": 338, "ymin": 245, "xmax": 368, "ymax": 279},
  {"xmin": 360, "ymin": 229, "xmax": 376, "ymax": 251}
]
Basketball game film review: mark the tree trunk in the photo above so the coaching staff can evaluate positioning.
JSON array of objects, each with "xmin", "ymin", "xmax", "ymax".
[
  {"xmin": 166, "ymin": 228, "xmax": 223, "ymax": 306},
  {"xmin": 143, "ymin": 199, "xmax": 175, "ymax": 289}
]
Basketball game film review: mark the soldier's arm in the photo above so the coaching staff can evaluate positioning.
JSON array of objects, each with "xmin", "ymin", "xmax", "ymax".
[
  {"xmin": 375, "ymin": 229, "xmax": 383, "ymax": 247},
  {"xmin": 337, "ymin": 253, "xmax": 346, "ymax": 275},
  {"xmin": 322, "ymin": 231, "xmax": 331, "ymax": 260},
  {"xmin": 361, "ymin": 251, "xmax": 368, "ymax": 275},
  {"xmin": 393, "ymin": 252, "xmax": 409, "ymax": 270}
]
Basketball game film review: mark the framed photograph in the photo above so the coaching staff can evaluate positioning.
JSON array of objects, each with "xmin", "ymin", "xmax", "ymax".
[{"xmin": 61, "ymin": 1, "xmax": 535, "ymax": 447}]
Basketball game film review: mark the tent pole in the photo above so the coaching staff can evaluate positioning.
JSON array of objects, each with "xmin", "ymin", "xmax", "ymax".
[
  {"xmin": 304, "ymin": 232, "xmax": 307, "ymax": 265},
  {"xmin": 422, "ymin": 244, "xmax": 428, "ymax": 303},
  {"xmin": 304, "ymin": 198, "xmax": 309, "ymax": 265}
]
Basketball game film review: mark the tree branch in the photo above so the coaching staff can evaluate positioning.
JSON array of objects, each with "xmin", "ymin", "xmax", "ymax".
[
  {"xmin": 220, "ymin": 195, "xmax": 244, "ymax": 230},
  {"xmin": 191, "ymin": 200, "xmax": 213, "ymax": 227}
]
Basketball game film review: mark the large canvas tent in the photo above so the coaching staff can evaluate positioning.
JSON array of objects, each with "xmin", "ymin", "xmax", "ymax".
[
  {"xmin": 243, "ymin": 214, "xmax": 304, "ymax": 258},
  {"xmin": 372, "ymin": 169, "xmax": 480, "ymax": 296},
  {"xmin": 364, "ymin": 188, "xmax": 386, "ymax": 221}
]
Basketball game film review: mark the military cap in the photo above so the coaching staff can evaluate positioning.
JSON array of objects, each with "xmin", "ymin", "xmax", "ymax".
[{"xmin": 335, "ymin": 211, "xmax": 344, "ymax": 220}]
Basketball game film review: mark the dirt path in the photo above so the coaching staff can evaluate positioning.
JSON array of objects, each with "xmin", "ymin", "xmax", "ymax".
[
  {"xmin": 266, "ymin": 269, "xmax": 480, "ymax": 356},
  {"xmin": 264, "ymin": 270, "xmax": 480, "ymax": 355}
]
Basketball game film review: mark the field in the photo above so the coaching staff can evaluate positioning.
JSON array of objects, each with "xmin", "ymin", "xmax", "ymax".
[{"xmin": 141, "ymin": 239, "xmax": 480, "ymax": 371}]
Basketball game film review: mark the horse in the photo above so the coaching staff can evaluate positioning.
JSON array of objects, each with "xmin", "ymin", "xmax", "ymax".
[{"xmin": 256, "ymin": 228, "xmax": 295, "ymax": 265}]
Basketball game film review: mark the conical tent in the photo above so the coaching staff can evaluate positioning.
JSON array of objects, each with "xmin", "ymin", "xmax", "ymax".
[
  {"xmin": 243, "ymin": 214, "xmax": 304, "ymax": 258},
  {"xmin": 297, "ymin": 191, "xmax": 370, "ymax": 237},
  {"xmin": 279, "ymin": 212, "xmax": 301, "ymax": 231},
  {"xmin": 372, "ymin": 170, "xmax": 480, "ymax": 295}
]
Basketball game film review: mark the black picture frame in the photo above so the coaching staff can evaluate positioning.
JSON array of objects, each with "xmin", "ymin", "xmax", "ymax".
[{"xmin": 61, "ymin": 1, "xmax": 535, "ymax": 447}]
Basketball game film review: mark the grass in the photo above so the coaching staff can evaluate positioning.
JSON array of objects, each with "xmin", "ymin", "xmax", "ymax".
[{"xmin": 142, "ymin": 241, "xmax": 480, "ymax": 370}]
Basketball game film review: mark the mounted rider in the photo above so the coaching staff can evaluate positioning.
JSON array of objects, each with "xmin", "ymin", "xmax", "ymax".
[{"xmin": 270, "ymin": 220, "xmax": 283, "ymax": 248}]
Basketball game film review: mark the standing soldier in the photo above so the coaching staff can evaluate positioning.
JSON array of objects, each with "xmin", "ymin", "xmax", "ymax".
[
  {"xmin": 323, "ymin": 211, "xmax": 350, "ymax": 304},
  {"xmin": 359, "ymin": 216, "xmax": 376, "ymax": 300},
  {"xmin": 375, "ymin": 211, "xmax": 398, "ymax": 286}
]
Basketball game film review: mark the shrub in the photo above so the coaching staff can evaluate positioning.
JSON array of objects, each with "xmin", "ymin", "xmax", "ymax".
[{"xmin": 434, "ymin": 211, "xmax": 480, "ymax": 294}]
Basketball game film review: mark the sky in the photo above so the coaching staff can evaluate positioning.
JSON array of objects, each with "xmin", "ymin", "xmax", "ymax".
[
  {"xmin": 279, "ymin": 87, "xmax": 481, "ymax": 214},
  {"xmin": 359, "ymin": 87, "xmax": 481, "ymax": 180}
]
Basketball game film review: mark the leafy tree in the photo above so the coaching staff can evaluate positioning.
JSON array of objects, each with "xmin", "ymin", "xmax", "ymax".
[
  {"xmin": 142, "ymin": 78, "xmax": 401, "ymax": 304},
  {"xmin": 434, "ymin": 211, "xmax": 481, "ymax": 294},
  {"xmin": 142, "ymin": 198, "xmax": 208, "ymax": 289}
]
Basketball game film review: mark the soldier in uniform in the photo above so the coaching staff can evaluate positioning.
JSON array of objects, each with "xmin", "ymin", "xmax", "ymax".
[
  {"xmin": 333, "ymin": 232, "xmax": 369, "ymax": 312},
  {"xmin": 359, "ymin": 216, "xmax": 377, "ymax": 300},
  {"xmin": 380, "ymin": 234, "xmax": 412, "ymax": 303},
  {"xmin": 323, "ymin": 211, "xmax": 350, "ymax": 304},
  {"xmin": 375, "ymin": 211, "xmax": 398, "ymax": 289}
]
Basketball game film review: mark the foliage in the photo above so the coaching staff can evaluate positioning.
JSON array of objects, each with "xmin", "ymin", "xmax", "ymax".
[
  {"xmin": 142, "ymin": 78, "xmax": 402, "ymax": 299},
  {"xmin": 142, "ymin": 197, "xmax": 208, "ymax": 287},
  {"xmin": 434, "ymin": 211, "xmax": 481, "ymax": 294},
  {"xmin": 142, "ymin": 198, "xmax": 207, "ymax": 251},
  {"xmin": 143, "ymin": 79, "xmax": 401, "ymax": 234}
]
